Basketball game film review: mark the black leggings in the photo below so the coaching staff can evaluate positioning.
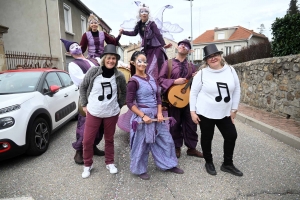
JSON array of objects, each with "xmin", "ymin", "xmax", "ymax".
[{"xmin": 198, "ymin": 115, "xmax": 237, "ymax": 165}]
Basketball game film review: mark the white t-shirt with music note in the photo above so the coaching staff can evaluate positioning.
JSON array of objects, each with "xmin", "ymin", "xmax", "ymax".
[
  {"xmin": 87, "ymin": 75, "xmax": 120, "ymax": 118},
  {"xmin": 190, "ymin": 64, "xmax": 240, "ymax": 119}
]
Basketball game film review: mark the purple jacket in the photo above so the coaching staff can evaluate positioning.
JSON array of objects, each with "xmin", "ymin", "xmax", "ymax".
[{"xmin": 123, "ymin": 20, "xmax": 166, "ymax": 50}]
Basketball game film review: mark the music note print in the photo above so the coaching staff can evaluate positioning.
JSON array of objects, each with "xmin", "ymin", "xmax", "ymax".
[
  {"xmin": 98, "ymin": 82, "xmax": 112, "ymax": 101},
  {"xmin": 215, "ymin": 82, "xmax": 231, "ymax": 103}
]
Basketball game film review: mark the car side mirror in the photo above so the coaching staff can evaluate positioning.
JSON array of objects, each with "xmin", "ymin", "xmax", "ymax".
[{"xmin": 49, "ymin": 85, "xmax": 60, "ymax": 93}]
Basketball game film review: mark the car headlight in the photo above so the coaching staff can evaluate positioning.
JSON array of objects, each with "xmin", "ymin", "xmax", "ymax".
[
  {"xmin": 0, "ymin": 104, "xmax": 21, "ymax": 115},
  {"xmin": 0, "ymin": 117, "xmax": 15, "ymax": 130}
]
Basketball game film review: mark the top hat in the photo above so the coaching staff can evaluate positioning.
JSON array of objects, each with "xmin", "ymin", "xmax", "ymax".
[
  {"xmin": 60, "ymin": 38, "xmax": 77, "ymax": 52},
  {"xmin": 101, "ymin": 44, "xmax": 120, "ymax": 60},
  {"xmin": 203, "ymin": 44, "xmax": 223, "ymax": 60},
  {"xmin": 178, "ymin": 39, "xmax": 191, "ymax": 50}
]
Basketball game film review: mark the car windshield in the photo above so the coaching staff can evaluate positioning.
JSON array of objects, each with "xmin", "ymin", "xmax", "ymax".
[{"xmin": 0, "ymin": 72, "xmax": 43, "ymax": 94}]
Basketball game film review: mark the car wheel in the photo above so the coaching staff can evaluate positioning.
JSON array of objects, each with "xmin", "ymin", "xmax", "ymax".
[{"xmin": 26, "ymin": 118, "xmax": 50, "ymax": 156}]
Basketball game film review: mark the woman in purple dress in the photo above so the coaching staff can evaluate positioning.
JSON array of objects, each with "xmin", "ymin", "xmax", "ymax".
[
  {"xmin": 118, "ymin": 3, "xmax": 171, "ymax": 133},
  {"xmin": 126, "ymin": 51, "xmax": 183, "ymax": 180}
]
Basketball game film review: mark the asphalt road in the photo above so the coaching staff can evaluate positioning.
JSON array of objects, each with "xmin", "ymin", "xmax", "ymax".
[{"xmin": 1, "ymin": 107, "xmax": 300, "ymax": 200}]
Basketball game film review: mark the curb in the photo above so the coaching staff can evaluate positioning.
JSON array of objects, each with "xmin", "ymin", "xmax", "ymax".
[{"xmin": 236, "ymin": 113, "xmax": 300, "ymax": 150}]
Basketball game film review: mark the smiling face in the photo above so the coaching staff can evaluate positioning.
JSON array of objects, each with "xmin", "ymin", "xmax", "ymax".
[
  {"xmin": 134, "ymin": 54, "xmax": 147, "ymax": 74},
  {"xmin": 206, "ymin": 53, "xmax": 222, "ymax": 69},
  {"xmin": 104, "ymin": 54, "xmax": 117, "ymax": 69},
  {"xmin": 89, "ymin": 20, "xmax": 99, "ymax": 32}
]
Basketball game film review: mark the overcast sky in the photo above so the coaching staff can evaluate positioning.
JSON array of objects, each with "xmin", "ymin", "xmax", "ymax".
[{"xmin": 81, "ymin": 0, "xmax": 289, "ymax": 45}]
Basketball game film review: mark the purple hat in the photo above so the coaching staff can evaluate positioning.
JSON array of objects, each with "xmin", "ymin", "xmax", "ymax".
[
  {"xmin": 178, "ymin": 39, "xmax": 191, "ymax": 49},
  {"xmin": 60, "ymin": 38, "xmax": 78, "ymax": 52}
]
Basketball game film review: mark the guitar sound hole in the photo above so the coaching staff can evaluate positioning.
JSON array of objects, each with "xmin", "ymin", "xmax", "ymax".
[{"xmin": 181, "ymin": 89, "xmax": 186, "ymax": 94}]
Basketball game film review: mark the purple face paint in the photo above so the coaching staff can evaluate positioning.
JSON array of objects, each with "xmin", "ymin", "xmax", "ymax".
[
  {"xmin": 70, "ymin": 48, "xmax": 82, "ymax": 55},
  {"xmin": 69, "ymin": 43, "xmax": 82, "ymax": 55}
]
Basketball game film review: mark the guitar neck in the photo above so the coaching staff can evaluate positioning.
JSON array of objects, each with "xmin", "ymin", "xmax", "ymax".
[{"xmin": 184, "ymin": 77, "xmax": 194, "ymax": 90}]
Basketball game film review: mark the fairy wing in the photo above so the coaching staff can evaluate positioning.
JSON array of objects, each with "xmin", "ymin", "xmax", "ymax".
[
  {"xmin": 120, "ymin": 18, "xmax": 136, "ymax": 31},
  {"xmin": 153, "ymin": 4, "xmax": 184, "ymax": 40}
]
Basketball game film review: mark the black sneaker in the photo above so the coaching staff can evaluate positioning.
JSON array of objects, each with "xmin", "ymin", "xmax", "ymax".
[
  {"xmin": 220, "ymin": 164, "xmax": 243, "ymax": 176},
  {"xmin": 205, "ymin": 162, "xmax": 217, "ymax": 175}
]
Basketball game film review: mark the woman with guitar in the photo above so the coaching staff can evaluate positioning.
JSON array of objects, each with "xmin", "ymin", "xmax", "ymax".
[
  {"xmin": 189, "ymin": 44, "xmax": 243, "ymax": 177},
  {"xmin": 126, "ymin": 51, "xmax": 184, "ymax": 180},
  {"xmin": 158, "ymin": 39, "xmax": 203, "ymax": 159}
]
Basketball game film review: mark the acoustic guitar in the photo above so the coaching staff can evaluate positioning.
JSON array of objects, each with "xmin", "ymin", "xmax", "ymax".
[{"xmin": 167, "ymin": 78, "xmax": 193, "ymax": 108}]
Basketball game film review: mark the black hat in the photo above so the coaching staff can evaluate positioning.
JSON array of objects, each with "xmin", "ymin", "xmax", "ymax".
[
  {"xmin": 178, "ymin": 39, "xmax": 191, "ymax": 49},
  {"xmin": 101, "ymin": 44, "xmax": 120, "ymax": 60},
  {"xmin": 203, "ymin": 44, "xmax": 223, "ymax": 60}
]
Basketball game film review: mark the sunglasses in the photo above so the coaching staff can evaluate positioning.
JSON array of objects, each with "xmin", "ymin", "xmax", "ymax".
[
  {"xmin": 207, "ymin": 53, "xmax": 220, "ymax": 60},
  {"xmin": 136, "ymin": 59, "xmax": 148, "ymax": 66}
]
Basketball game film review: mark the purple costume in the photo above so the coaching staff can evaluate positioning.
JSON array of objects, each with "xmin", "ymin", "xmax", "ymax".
[
  {"xmin": 71, "ymin": 58, "xmax": 104, "ymax": 151},
  {"xmin": 118, "ymin": 20, "xmax": 168, "ymax": 133},
  {"xmin": 127, "ymin": 75, "xmax": 178, "ymax": 175},
  {"xmin": 158, "ymin": 58, "xmax": 199, "ymax": 149},
  {"xmin": 122, "ymin": 20, "xmax": 167, "ymax": 79},
  {"xmin": 86, "ymin": 31, "xmax": 105, "ymax": 58}
]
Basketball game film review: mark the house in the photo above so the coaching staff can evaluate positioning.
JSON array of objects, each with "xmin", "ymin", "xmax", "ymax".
[
  {"xmin": 0, "ymin": 0, "xmax": 122, "ymax": 70},
  {"xmin": 192, "ymin": 26, "xmax": 268, "ymax": 61}
]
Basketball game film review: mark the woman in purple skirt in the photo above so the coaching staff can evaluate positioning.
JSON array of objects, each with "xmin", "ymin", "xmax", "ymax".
[{"xmin": 126, "ymin": 51, "xmax": 183, "ymax": 180}]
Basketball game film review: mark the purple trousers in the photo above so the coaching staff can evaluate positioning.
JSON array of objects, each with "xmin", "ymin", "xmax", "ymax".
[
  {"xmin": 72, "ymin": 113, "xmax": 104, "ymax": 151},
  {"xmin": 145, "ymin": 47, "xmax": 167, "ymax": 80},
  {"xmin": 168, "ymin": 104, "xmax": 198, "ymax": 149}
]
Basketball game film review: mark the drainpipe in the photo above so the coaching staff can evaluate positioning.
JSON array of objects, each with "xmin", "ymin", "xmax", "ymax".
[{"xmin": 45, "ymin": 0, "xmax": 52, "ymax": 58}]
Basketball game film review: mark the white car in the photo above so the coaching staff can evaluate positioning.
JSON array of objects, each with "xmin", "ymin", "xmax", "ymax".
[{"xmin": 0, "ymin": 68, "xmax": 79, "ymax": 161}]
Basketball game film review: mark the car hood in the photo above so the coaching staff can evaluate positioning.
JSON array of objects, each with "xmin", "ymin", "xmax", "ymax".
[{"xmin": 0, "ymin": 92, "xmax": 36, "ymax": 108}]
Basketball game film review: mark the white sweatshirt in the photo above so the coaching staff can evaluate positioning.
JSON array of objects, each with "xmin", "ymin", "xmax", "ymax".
[{"xmin": 190, "ymin": 64, "xmax": 240, "ymax": 119}]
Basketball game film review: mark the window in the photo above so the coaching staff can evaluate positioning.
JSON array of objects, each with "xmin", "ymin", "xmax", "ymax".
[
  {"xmin": 234, "ymin": 45, "xmax": 241, "ymax": 52},
  {"xmin": 64, "ymin": 3, "xmax": 73, "ymax": 33},
  {"xmin": 194, "ymin": 48, "xmax": 201, "ymax": 60},
  {"xmin": 46, "ymin": 72, "xmax": 62, "ymax": 88},
  {"xmin": 202, "ymin": 48, "xmax": 205, "ymax": 59},
  {"xmin": 81, "ymin": 16, "xmax": 86, "ymax": 34},
  {"xmin": 225, "ymin": 46, "xmax": 231, "ymax": 56},
  {"xmin": 42, "ymin": 81, "xmax": 50, "ymax": 94},
  {"xmin": 218, "ymin": 33, "xmax": 225, "ymax": 40},
  {"xmin": 58, "ymin": 72, "xmax": 73, "ymax": 87}
]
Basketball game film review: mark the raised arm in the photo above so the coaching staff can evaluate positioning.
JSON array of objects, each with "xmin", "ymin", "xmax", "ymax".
[
  {"xmin": 122, "ymin": 24, "xmax": 139, "ymax": 36},
  {"xmin": 104, "ymin": 32, "xmax": 121, "ymax": 46}
]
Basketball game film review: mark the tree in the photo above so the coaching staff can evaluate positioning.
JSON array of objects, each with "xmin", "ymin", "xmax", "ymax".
[
  {"xmin": 271, "ymin": 13, "xmax": 300, "ymax": 56},
  {"xmin": 287, "ymin": 0, "xmax": 299, "ymax": 15},
  {"xmin": 257, "ymin": 24, "xmax": 265, "ymax": 34}
]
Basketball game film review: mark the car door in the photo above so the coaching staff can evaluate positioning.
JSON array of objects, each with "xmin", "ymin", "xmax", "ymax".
[
  {"xmin": 43, "ymin": 72, "xmax": 70, "ymax": 128},
  {"xmin": 57, "ymin": 72, "xmax": 79, "ymax": 118}
]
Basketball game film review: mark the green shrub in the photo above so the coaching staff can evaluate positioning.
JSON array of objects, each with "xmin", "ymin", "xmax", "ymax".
[{"xmin": 271, "ymin": 13, "xmax": 300, "ymax": 56}]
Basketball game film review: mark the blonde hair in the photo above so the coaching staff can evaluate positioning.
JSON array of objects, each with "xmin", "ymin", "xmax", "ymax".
[
  {"xmin": 87, "ymin": 13, "xmax": 100, "ymax": 32},
  {"xmin": 101, "ymin": 54, "xmax": 118, "ymax": 68},
  {"xmin": 200, "ymin": 54, "xmax": 227, "ymax": 70}
]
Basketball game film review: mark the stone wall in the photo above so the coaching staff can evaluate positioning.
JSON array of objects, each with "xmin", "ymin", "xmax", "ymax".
[{"xmin": 233, "ymin": 54, "xmax": 300, "ymax": 121}]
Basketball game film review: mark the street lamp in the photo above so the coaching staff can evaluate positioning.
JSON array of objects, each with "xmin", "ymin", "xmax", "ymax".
[{"xmin": 185, "ymin": 0, "xmax": 193, "ymax": 63}]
